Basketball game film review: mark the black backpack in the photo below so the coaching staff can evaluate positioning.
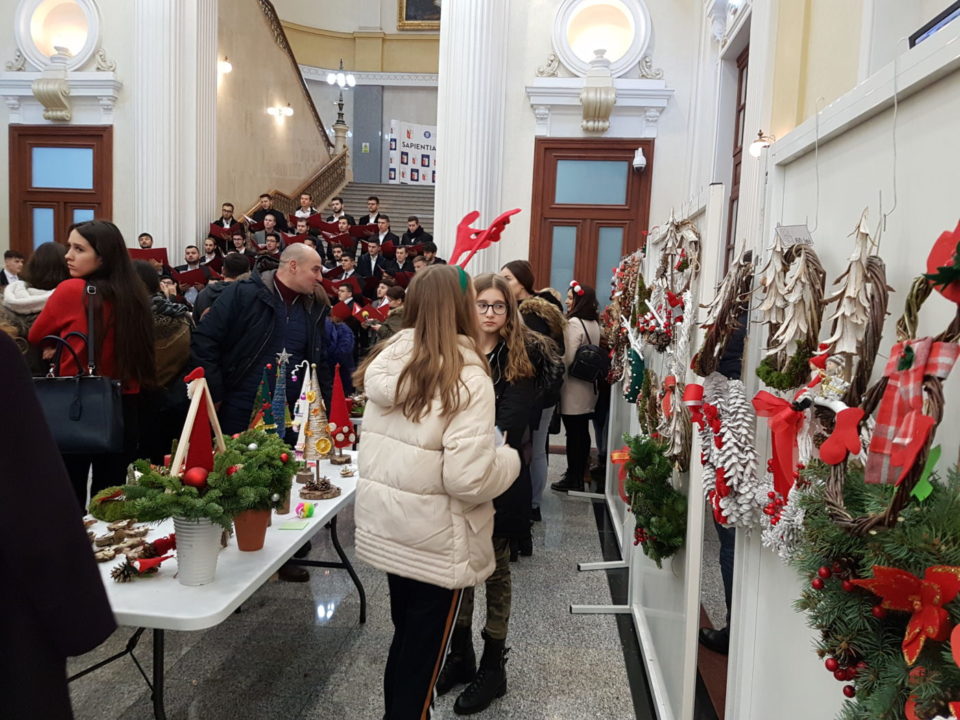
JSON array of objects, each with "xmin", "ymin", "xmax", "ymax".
[{"xmin": 568, "ymin": 319, "xmax": 609, "ymax": 384}]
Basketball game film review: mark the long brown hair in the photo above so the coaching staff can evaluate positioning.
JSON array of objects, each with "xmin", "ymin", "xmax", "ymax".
[
  {"xmin": 354, "ymin": 265, "xmax": 483, "ymax": 421},
  {"xmin": 473, "ymin": 273, "xmax": 535, "ymax": 383}
]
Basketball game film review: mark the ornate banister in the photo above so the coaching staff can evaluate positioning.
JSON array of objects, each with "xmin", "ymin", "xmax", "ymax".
[{"xmin": 244, "ymin": 149, "xmax": 349, "ymax": 219}]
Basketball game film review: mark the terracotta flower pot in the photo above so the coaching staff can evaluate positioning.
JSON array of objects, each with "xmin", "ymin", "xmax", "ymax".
[{"xmin": 234, "ymin": 508, "xmax": 271, "ymax": 551}]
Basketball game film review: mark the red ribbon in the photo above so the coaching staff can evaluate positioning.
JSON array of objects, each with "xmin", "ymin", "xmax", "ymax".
[
  {"xmin": 662, "ymin": 375, "xmax": 676, "ymax": 418},
  {"xmin": 683, "ymin": 384, "xmax": 705, "ymax": 427},
  {"xmin": 610, "ymin": 447, "xmax": 631, "ymax": 503},
  {"xmin": 752, "ymin": 391, "xmax": 803, "ymax": 498}
]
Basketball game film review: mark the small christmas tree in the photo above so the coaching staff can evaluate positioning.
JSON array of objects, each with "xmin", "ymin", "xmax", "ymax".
[
  {"xmin": 327, "ymin": 363, "xmax": 356, "ymax": 465},
  {"xmin": 270, "ymin": 349, "xmax": 293, "ymax": 435},
  {"xmin": 824, "ymin": 210, "xmax": 873, "ymax": 363},
  {"xmin": 249, "ymin": 365, "xmax": 275, "ymax": 432},
  {"xmin": 295, "ymin": 363, "xmax": 333, "ymax": 461}
]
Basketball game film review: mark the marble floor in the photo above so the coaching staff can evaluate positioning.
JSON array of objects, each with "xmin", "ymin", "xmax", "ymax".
[{"xmin": 68, "ymin": 457, "xmax": 640, "ymax": 720}]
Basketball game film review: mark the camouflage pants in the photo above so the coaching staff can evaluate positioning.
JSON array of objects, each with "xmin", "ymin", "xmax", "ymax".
[{"xmin": 455, "ymin": 536, "xmax": 512, "ymax": 641}]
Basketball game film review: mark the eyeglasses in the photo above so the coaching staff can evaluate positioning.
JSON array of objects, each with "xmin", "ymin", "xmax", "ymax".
[{"xmin": 476, "ymin": 302, "xmax": 507, "ymax": 316}]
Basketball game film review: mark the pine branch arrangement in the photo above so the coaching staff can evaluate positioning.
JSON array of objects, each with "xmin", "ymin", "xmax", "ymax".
[
  {"xmin": 824, "ymin": 211, "xmax": 875, "ymax": 365},
  {"xmin": 790, "ymin": 464, "xmax": 960, "ymax": 720}
]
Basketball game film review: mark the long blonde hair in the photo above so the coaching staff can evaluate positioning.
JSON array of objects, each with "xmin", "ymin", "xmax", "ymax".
[
  {"xmin": 354, "ymin": 264, "xmax": 483, "ymax": 421},
  {"xmin": 473, "ymin": 273, "xmax": 535, "ymax": 383}
]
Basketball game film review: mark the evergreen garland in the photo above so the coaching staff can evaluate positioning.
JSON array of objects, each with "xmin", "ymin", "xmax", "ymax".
[
  {"xmin": 756, "ymin": 342, "xmax": 814, "ymax": 391},
  {"xmin": 789, "ymin": 465, "xmax": 960, "ymax": 720},
  {"xmin": 623, "ymin": 434, "xmax": 687, "ymax": 568}
]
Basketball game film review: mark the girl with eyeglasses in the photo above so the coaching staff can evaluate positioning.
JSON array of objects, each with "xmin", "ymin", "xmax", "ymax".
[{"xmin": 353, "ymin": 265, "xmax": 519, "ymax": 720}]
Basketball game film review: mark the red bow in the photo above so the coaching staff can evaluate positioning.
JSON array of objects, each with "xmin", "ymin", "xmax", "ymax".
[
  {"xmin": 905, "ymin": 695, "xmax": 960, "ymax": 720},
  {"xmin": 149, "ymin": 534, "xmax": 177, "ymax": 555},
  {"xmin": 450, "ymin": 209, "xmax": 522, "ymax": 268},
  {"xmin": 752, "ymin": 391, "xmax": 803, "ymax": 498},
  {"xmin": 610, "ymin": 447, "xmax": 631, "ymax": 503},
  {"xmin": 662, "ymin": 375, "xmax": 676, "ymax": 418},
  {"xmin": 683, "ymin": 384, "xmax": 704, "ymax": 427},
  {"xmin": 851, "ymin": 565, "xmax": 960, "ymax": 665},
  {"xmin": 818, "ymin": 407, "xmax": 865, "ymax": 465}
]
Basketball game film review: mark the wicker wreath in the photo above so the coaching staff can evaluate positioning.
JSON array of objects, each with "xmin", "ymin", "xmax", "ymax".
[{"xmin": 823, "ymin": 276, "xmax": 960, "ymax": 535}]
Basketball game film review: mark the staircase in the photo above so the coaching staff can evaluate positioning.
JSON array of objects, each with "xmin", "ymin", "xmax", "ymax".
[{"xmin": 338, "ymin": 182, "xmax": 435, "ymax": 234}]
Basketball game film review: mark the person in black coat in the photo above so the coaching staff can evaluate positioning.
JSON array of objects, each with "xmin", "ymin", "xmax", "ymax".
[
  {"xmin": 191, "ymin": 244, "xmax": 333, "ymax": 435},
  {"xmin": 400, "ymin": 216, "xmax": 433, "ymax": 246},
  {"xmin": 0, "ymin": 332, "xmax": 117, "ymax": 719},
  {"xmin": 435, "ymin": 273, "xmax": 539, "ymax": 715}
]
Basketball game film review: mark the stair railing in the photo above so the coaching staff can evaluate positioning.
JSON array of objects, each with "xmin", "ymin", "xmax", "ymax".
[{"xmin": 244, "ymin": 149, "xmax": 350, "ymax": 219}]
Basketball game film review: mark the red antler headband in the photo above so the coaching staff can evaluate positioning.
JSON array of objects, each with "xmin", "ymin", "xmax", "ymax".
[{"xmin": 570, "ymin": 280, "xmax": 585, "ymax": 296}]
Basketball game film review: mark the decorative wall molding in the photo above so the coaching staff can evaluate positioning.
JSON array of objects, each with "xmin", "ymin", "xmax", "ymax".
[
  {"xmin": 526, "ymin": 76, "xmax": 674, "ymax": 138},
  {"xmin": 32, "ymin": 76, "xmax": 72, "ymax": 121},
  {"xmin": 14, "ymin": 0, "xmax": 102, "ymax": 72},
  {"xmin": 580, "ymin": 51, "xmax": 616, "ymax": 133},
  {"xmin": 5, "ymin": 50, "xmax": 26, "ymax": 72},
  {"xmin": 0, "ymin": 71, "xmax": 121, "ymax": 124},
  {"xmin": 300, "ymin": 64, "xmax": 438, "ymax": 88},
  {"xmin": 552, "ymin": 0, "xmax": 654, "ymax": 78},
  {"xmin": 705, "ymin": 0, "xmax": 728, "ymax": 42},
  {"xmin": 95, "ymin": 48, "xmax": 116, "ymax": 72},
  {"xmin": 638, "ymin": 55, "xmax": 664, "ymax": 80},
  {"xmin": 536, "ymin": 53, "xmax": 560, "ymax": 78}
]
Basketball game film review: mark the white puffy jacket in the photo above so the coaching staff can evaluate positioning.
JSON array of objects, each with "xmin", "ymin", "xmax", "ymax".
[{"xmin": 355, "ymin": 329, "xmax": 520, "ymax": 589}]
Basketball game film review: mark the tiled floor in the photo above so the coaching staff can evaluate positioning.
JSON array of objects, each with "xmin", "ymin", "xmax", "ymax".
[{"xmin": 68, "ymin": 458, "xmax": 638, "ymax": 720}]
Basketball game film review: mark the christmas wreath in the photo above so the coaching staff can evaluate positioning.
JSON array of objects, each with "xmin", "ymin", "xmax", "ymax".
[
  {"xmin": 622, "ymin": 434, "xmax": 687, "ymax": 567},
  {"xmin": 790, "ymin": 463, "xmax": 960, "ymax": 720}
]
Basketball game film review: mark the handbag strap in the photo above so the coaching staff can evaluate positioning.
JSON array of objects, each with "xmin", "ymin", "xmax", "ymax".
[
  {"xmin": 577, "ymin": 318, "xmax": 595, "ymax": 347},
  {"xmin": 85, "ymin": 283, "xmax": 98, "ymax": 375}
]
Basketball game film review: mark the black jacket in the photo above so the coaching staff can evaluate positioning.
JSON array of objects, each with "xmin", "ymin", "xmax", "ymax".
[
  {"xmin": 400, "ymin": 227, "xmax": 433, "ymax": 246},
  {"xmin": 250, "ymin": 207, "xmax": 289, "ymax": 232},
  {"xmin": 326, "ymin": 213, "xmax": 356, "ymax": 225},
  {"xmin": 190, "ymin": 269, "xmax": 333, "ymax": 411},
  {"xmin": 487, "ymin": 341, "xmax": 537, "ymax": 538},
  {"xmin": 192, "ymin": 279, "xmax": 233, "ymax": 322}
]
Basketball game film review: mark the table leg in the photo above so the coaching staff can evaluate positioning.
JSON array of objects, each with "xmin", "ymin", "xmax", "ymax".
[
  {"xmin": 329, "ymin": 515, "xmax": 367, "ymax": 624},
  {"xmin": 152, "ymin": 629, "xmax": 167, "ymax": 720}
]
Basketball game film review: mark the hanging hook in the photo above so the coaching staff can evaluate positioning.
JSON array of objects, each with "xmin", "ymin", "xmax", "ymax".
[
  {"xmin": 875, "ymin": 39, "xmax": 905, "ymax": 251},
  {"xmin": 808, "ymin": 96, "xmax": 825, "ymax": 235}
]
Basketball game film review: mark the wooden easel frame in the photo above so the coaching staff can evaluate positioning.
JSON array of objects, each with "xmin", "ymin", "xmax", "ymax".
[{"xmin": 169, "ymin": 377, "xmax": 227, "ymax": 478}]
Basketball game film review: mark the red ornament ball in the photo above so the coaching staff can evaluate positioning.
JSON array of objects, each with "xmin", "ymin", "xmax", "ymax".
[
  {"xmin": 182, "ymin": 466, "xmax": 209, "ymax": 489},
  {"xmin": 280, "ymin": 452, "xmax": 289, "ymax": 463},
  {"xmin": 842, "ymin": 685, "xmax": 856, "ymax": 698},
  {"xmin": 825, "ymin": 658, "xmax": 839, "ymax": 672},
  {"xmin": 818, "ymin": 566, "xmax": 832, "ymax": 579},
  {"xmin": 226, "ymin": 465, "xmax": 239, "ymax": 476},
  {"xmin": 833, "ymin": 670, "xmax": 846, "ymax": 681},
  {"xmin": 811, "ymin": 578, "xmax": 825, "ymax": 590},
  {"xmin": 841, "ymin": 580, "xmax": 855, "ymax": 592},
  {"xmin": 871, "ymin": 605, "xmax": 887, "ymax": 619},
  {"xmin": 231, "ymin": 433, "xmax": 240, "ymax": 439}
]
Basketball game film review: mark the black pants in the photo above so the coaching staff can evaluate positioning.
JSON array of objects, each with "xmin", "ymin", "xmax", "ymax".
[
  {"xmin": 714, "ymin": 520, "xmax": 736, "ymax": 626},
  {"xmin": 384, "ymin": 573, "xmax": 462, "ymax": 720},
  {"xmin": 63, "ymin": 393, "xmax": 140, "ymax": 508},
  {"xmin": 562, "ymin": 413, "xmax": 593, "ymax": 485}
]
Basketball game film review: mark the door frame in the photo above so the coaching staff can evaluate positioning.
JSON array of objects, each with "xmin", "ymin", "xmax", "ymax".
[
  {"xmin": 529, "ymin": 137, "xmax": 654, "ymax": 289},
  {"xmin": 9, "ymin": 125, "xmax": 113, "ymax": 255}
]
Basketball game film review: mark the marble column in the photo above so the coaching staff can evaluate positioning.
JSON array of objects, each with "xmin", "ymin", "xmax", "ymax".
[
  {"xmin": 434, "ymin": 0, "xmax": 510, "ymax": 273},
  {"xmin": 134, "ymin": 0, "xmax": 217, "ymax": 261}
]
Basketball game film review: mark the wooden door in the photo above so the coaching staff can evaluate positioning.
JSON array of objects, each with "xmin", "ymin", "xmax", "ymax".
[
  {"xmin": 530, "ymin": 137, "xmax": 653, "ymax": 306},
  {"xmin": 9, "ymin": 125, "xmax": 113, "ymax": 256}
]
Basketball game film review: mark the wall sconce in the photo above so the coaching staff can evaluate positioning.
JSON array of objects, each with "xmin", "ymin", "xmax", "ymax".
[
  {"xmin": 267, "ymin": 103, "xmax": 294, "ymax": 118},
  {"xmin": 749, "ymin": 130, "xmax": 775, "ymax": 157},
  {"xmin": 217, "ymin": 57, "xmax": 232, "ymax": 74}
]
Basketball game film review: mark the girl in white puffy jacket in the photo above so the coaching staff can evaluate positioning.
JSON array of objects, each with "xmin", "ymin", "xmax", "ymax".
[{"xmin": 353, "ymin": 264, "xmax": 520, "ymax": 720}]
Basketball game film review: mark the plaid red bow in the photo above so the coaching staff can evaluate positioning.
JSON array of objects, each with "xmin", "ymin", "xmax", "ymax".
[{"xmin": 866, "ymin": 338, "xmax": 959, "ymax": 484}]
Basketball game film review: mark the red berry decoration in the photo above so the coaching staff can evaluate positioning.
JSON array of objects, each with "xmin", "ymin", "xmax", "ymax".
[
  {"xmin": 842, "ymin": 580, "xmax": 855, "ymax": 592},
  {"xmin": 871, "ymin": 605, "xmax": 887, "ymax": 619},
  {"xmin": 818, "ymin": 566, "xmax": 832, "ymax": 579},
  {"xmin": 280, "ymin": 452, "xmax": 289, "ymax": 463},
  {"xmin": 833, "ymin": 670, "xmax": 846, "ymax": 681},
  {"xmin": 181, "ymin": 466, "xmax": 209, "ymax": 489},
  {"xmin": 226, "ymin": 465, "xmax": 239, "ymax": 476},
  {"xmin": 842, "ymin": 685, "xmax": 856, "ymax": 698},
  {"xmin": 825, "ymin": 657, "xmax": 839, "ymax": 672},
  {"xmin": 811, "ymin": 577, "xmax": 825, "ymax": 590}
]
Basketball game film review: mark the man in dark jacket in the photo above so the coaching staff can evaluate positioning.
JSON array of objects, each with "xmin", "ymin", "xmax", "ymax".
[
  {"xmin": 400, "ymin": 216, "xmax": 433, "ymax": 246},
  {"xmin": 191, "ymin": 244, "xmax": 333, "ymax": 435},
  {"xmin": 192, "ymin": 252, "xmax": 250, "ymax": 322},
  {"xmin": 0, "ymin": 333, "xmax": 116, "ymax": 718}
]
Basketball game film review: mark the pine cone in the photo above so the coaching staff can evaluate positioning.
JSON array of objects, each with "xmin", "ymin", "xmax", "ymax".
[{"xmin": 111, "ymin": 559, "xmax": 136, "ymax": 583}]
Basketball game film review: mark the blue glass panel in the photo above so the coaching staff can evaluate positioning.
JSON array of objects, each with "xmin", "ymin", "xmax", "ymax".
[
  {"xmin": 32, "ymin": 147, "xmax": 94, "ymax": 189},
  {"xmin": 555, "ymin": 160, "xmax": 628, "ymax": 205},
  {"xmin": 550, "ymin": 226, "xmax": 577, "ymax": 296},
  {"xmin": 33, "ymin": 207, "xmax": 55, "ymax": 248},
  {"xmin": 595, "ymin": 227, "xmax": 624, "ymax": 308},
  {"xmin": 73, "ymin": 208, "xmax": 95, "ymax": 224}
]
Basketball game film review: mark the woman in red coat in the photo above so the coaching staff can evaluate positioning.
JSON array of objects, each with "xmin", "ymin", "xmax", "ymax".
[{"xmin": 29, "ymin": 220, "xmax": 155, "ymax": 506}]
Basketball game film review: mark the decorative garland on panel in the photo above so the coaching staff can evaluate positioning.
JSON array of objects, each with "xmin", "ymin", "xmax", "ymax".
[{"xmin": 692, "ymin": 250, "xmax": 755, "ymax": 378}]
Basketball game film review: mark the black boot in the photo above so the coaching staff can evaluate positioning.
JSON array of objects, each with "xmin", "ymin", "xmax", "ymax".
[
  {"xmin": 550, "ymin": 472, "xmax": 581, "ymax": 493},
  {"xmin": 509, "ymin": 539, "xmax": 519, "ymax": 562},
  {"xmin": 435, "ymin": 627, "xmax": 476, "ymax": 697},
  {"xmin": 453, "ymin": 634, "xmax": 508, "ymax": 715},
  {"xmin": 518, "ymin": 531, "xmax": 533, "ymax": 557}
]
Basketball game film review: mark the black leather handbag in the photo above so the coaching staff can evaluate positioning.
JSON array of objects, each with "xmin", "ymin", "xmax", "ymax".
[{"xmin": 33, "ymin": 284, "xmax": 124, "ymax": 454}]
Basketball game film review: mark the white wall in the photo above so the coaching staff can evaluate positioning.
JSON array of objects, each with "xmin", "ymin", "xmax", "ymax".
[{"xmin": 381, "ymin": 85, "xmax": 438, "ymax": 180}]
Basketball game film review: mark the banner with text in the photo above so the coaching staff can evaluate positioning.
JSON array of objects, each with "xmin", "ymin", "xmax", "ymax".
[{"xmin": 387, "ymin": 120, "xmax": 437, "ymax": 186}]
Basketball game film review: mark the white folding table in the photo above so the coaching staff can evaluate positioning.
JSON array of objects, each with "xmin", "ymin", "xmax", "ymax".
[{"xmin": 69, "ymin": 456, "xmax": 365, "ymax": 720}]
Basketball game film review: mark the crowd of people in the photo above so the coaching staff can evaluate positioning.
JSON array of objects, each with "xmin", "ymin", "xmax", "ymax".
[{"xmin": 2, "ymin": 195, "xmax": 613, "ymax": 719}]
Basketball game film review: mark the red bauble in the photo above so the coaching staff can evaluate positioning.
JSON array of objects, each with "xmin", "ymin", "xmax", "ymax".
[
  {"xmin": 871, "ymin": 605, "xmax": 887, "ymax": 619},
  {"xmin": 280, "ymin": 452, "xmax": 289, "ymax": 463},
  {"xmin": 842, "ymin": 685, "xmax": 856, "ymax": 698},
  {"xmin": 833, "ymin": 670, "xmax": 846, "ymax": 681},
  {"xmin": 818, "ymin": 566, "xmax": 832, "ymax": 579},
  {"xmin": 841, "ymin": 580, "xmax": 855, "ymax": 592},
  {"xmin": 226, "ymin": 465, "xmax": 239, "ymax": 476},
  {"xmin": 231, "ymin": 433, "xmax": 240, "ymax": 439},
  {"xmin": 825, "ymin": 658, "xmax": 839, "ymax": 672},
  {"xmin": 182, "ymin": 466, "xmax": 209, "ymax": 489},
  {"xmin": 811, "ymin": 578, "xmax": 825, "ymax": 590}
]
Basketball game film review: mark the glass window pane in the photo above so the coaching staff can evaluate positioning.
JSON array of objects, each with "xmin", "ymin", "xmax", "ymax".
[
  {"xmin": 595, "ymin": 227, "xmax": 624, "ymax": 308},
  {"xmin": 32, "ymin": 146, "xmax": 94, "ymax": 189},
  {"xmin": 72, "ymin": 208, "xmax": 95, "ymax": 224},
  {"xmin": 555, "ymin": 160, "xmax": 628, "ymax": 205},
  {"xmin": 33, "ymin": 207, "xmax": 55, "ymax": 248},
  {"xmin": 550, "ymin": 226, "xmax": 577, "ymax": 295}
]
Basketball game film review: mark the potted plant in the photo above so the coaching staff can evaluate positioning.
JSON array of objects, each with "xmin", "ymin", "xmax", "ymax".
[{"xmin": 216, "ymin": 430, "xmax": 295, "ymax": 550}]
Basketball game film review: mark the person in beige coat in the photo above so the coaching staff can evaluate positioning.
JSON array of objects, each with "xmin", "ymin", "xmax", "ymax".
[
  {"xmin": 354, "ymin": 264, "xmax": 520, "ymax": 720},
  {"xmin": 552, "ymin": 282, "xmax": 601, "ymax": 493}
]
